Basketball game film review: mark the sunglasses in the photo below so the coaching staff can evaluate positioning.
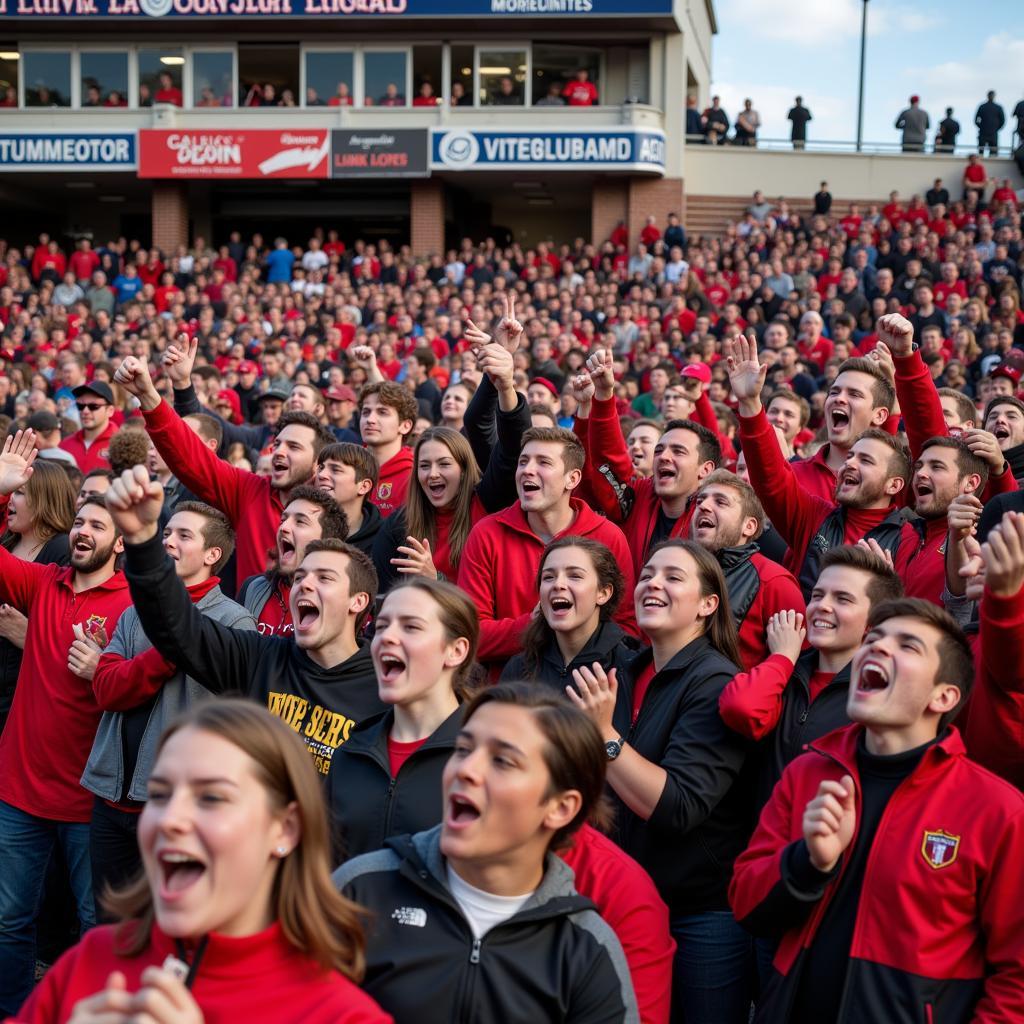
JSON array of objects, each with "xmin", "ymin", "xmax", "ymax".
[{"xmin": 77, "ymin": 402, "xmax": 109, "ymax": 412}]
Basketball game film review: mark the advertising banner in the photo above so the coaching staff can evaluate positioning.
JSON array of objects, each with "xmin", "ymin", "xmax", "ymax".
[
  {"xmin": 138, "ymin": 129, "xmax": 329, "ymax": 178},
  {"xmin": 330, "ymin": 129, "xmax": 428, "ymax": 178},
  {"xmin": 0, "ymin": 133, "xmax": 136, "ymax": 171},
  {"xmin": 431, "ymin": 128, "xmax": 665, "ymax": 173}
]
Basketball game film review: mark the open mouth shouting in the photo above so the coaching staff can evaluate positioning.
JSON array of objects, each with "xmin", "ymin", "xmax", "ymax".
[
  {"xmin": 278, "ymin": 534, "xmax": 297, "ymax": 565},
  {"xmin": 992, "ymin": 424, "xmax": 1011, "ymax": 443},
  {"xmin": 854, "ymin": 658, "xmax": 891, "ymax": 697},
  {"xmin": 294, "ymin": 598, "xmax": 321, "ymax": 634},
  {"xmin": 829, "ymin": 407, "xmax": 850, "ymax": 435},
  {"xmin": 377, "ymin": 652, "xmax": 407, "ymax": 685},
  {"xmin": 519, "ymin": 479, "xmax": 542, "ymax": 500},
  {"xmin": 157, "ymin": 849, "xmax": 207, "ymax": 902},
  {"xmin": 547, "ymin": 595, "xmax": 574, "ymax": 620},
  {"xmin": 694, "ymin": 509, "xmax": 716, "ymax": 532},
  {"xmin": 271, "ymin": 456, "xmax": 290, "ymax": 477},
  {"xmin": 72, "ymin": 537, "xmax": 95, "ymax": 557},
  {"xmin": 445, "ymin": 792, "xmax": 482, "ymax": 832},
  {"xmin": 426, "ymin": 479, "xmax": 449, "ymax": 502}
]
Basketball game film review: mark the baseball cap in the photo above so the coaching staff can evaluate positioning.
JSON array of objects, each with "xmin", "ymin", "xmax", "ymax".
[
  {"xmin": 27, "ymin": 410, "xmax": 60, "ymax": 433},
  {"xmin": 530, "ymin": 377, "xmax": 560, "ymax": 400},
  {"xmin": 257, "ymin": 385, "xmax": 290, "ymax": 403},
  {"xmin": 238, "ymin": 360, "xmax": 259, "ymax": 375},
  {"xmin": 681, "ymin": 364, "xmax": 712, "ymax": 385},
  {"xmin": 991, "ymin": 363, "xmax": 1022, "ymax": 384},
  {"xmin": 72, "ymin": 381, "xmax": 115, "ymax": 405},
  {"xmin": 325, "ymin": 385, "xmax": 357, "ymax": 403}
]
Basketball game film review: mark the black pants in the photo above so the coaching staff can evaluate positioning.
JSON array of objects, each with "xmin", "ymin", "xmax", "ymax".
[
  {"xmin": 978, "ymin": 135, "xmax": 998, "ymax": 155},
  {"xmin": 89, "ymin": 798, "xmax": 143, "ymax": 921}
]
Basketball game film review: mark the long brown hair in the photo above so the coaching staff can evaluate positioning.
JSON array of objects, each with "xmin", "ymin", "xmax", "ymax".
[
  {"xmin": 519, "ymin": 537, "xmax": 624, "ymax": 674},
  {"xmin": 104, "ymin": 699, "xmax": 367, "ymax": 980},
  {"xmin": 646, "ymin": 539, "xmax": 743, "ymax": 668},
  {"xmin": 405, "ymin": 427, "xmax": 481, "ymax": 572},
  {"xmin": 0, "ymin": 459, "xmax": 76, "ymax": 550}
]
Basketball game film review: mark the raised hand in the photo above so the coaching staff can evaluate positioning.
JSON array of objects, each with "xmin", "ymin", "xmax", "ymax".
[
  {"xmin": 766, "ymin": 610, "xmax": 806, "ymax": 665},
  {"xmin": 569, "ymin": 371, "xmax": 596, "ymax": 411},
  {"xmin": 349, "ymin": 345, "xmax": 377, "ymax": 369},
  {"xmin": 803, "ymin": 774, "xmax": 856, "ymax": 872},
  {"xmin": 962, "ymin": 428, "xmax": 1005, "ymax": 472},
  {"xmin": 876, "ymin": 313, "xmax": 914, "ymax": 357},
  {"xmin": 0, "ymin": 429, "xmax": 37, "ymax": 496},
  {"xmin": 493, "ymin": 292, "xmax": 524, "ymax": 354},
  {"xmin": 128, "ymin": 964, "xmax": 204, "ymax": 1024},
  {"xmin": 463, "ymin": 318, "xmax": 492, "ymax": 351},
  {"xmin": 566, "ymin": 663, "xmax": 618, "ymax": 738},
  {"xmin": 162, "ymin": 333, "xmax": 199, "ymax": 389},
  {"xmin": 585, "ymin": 348, "xmax": 616, "ymax": 402},
  {"xmin": 391, "ymin": 536, "xmax": 439, "ymax": 579},
  {"xmin": 855, "ymin": 537, "xmax": 896, "ymax": 571},
  {"xmin": 957, "ymin": 534, "xmax": 985, "ymax": 603},
  {"xmin": 865, "ymin": 342, "xmax": 895, "ymax": 384},
  {"xmin": 724, "ymin": 334, "xmax": 768, "ymax": 412},
  {"xmin": 0, "ymin": 605, "xmax": 28, "ymax": 648},
  {"xmin": 982, "ymin": 510, "xmax": 1024, "ymax": 597},
  {"xmin": 105, "ymin": 465, "xmax": 165, "ymax": 545},
  {"xmin": 946, "ymin": 493, "xmax": 983, "ymax": 541},
  {"xmin": 114, "ymin": 356, "xmax": 160, "ymax": 410},
  {"xmin": 476, "ymin": 343, "xmax": 514, "ymax": 392},
  {"xmin": 68, "ymin": 970, "xmax": 132, "ymax": 1024}
]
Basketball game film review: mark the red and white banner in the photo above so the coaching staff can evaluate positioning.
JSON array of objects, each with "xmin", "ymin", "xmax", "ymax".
[{"xmin": 138, "ymin": 129, "xmax": 329, "ymax": 179}]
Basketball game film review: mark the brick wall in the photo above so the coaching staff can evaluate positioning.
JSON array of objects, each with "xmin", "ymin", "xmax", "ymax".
[
  {"xmin": 410, "ymin": 179, "xmax": 445, "ymax": 258},
  {"xmin": 152, "ymin": 182, "xmax": 188, "ymax": 254},
  {"xmin": 591, "ymin": 180, "xmax": 629, "ymax": 247},
  {"xmin": 627, "ymin": 177, "xmax": 684, "ymax": 250}
]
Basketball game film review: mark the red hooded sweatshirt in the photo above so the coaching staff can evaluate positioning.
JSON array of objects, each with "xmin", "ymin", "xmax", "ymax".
[
  {"xmin": 12, "ymin": 922, "xmax": 392, "ymax": 1024},
  {"xmin": 0, "ymin": 546, "xmax": 132, "ymax": 822},
  {"xmin": 371, "ymin": 447, "xmax": 413, "ymax": 518},
  {"xmin": 457, "ymin": 497, "xmax": 637, "ymax": 663},
  {"xmin": 144, "ymin": 400, "xmax": 284, "ymax": 581}
]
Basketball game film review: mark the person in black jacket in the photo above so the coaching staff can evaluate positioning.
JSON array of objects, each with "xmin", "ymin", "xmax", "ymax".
[
  {"xmin": 106, "ymin": 467, "xmax": 385, "ymax": 778},
  {"xmin": 569, "ymin": 539, "xmax": 752, "ymax": 1024},
  {"xmin": 333, "ymin": 682, "xmax": 639, "ymax": 1023},
  {"xmin": 975, "ymin": 90, "xmax": 1005, "ymax": 155},
  {"xmin": 315, "ymin": 442, "xmax": 382, "ymax": 556},
  {"xmin": 500, "ymin": 535, "xmax": 636, "ymax": 691},
  {"xmin": 327, "ymin": 577, "xmax": 477, "ymax": 861}
]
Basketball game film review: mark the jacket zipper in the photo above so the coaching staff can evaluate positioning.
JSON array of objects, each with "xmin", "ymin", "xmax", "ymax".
[{"xmin": 469, "ymin": 938, "xmax": 481, "ymax": 964}]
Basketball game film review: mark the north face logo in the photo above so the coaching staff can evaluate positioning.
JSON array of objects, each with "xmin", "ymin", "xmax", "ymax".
[{"xmin": 392, "ymin": 906, "xmax": 427, "ymax": 928}]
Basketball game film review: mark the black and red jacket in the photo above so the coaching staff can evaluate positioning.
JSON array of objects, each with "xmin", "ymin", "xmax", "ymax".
[{"xmin": 729, "ymin": 725, "xmax": 1024, "ymax": 1023}]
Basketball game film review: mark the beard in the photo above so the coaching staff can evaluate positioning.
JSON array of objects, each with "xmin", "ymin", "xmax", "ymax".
[{"xmin": 71, "ymin": 538, "xmax": 119, "ymax": 574}]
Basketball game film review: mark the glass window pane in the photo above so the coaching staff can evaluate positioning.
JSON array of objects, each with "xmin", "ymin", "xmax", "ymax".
[
  {"xmin": 449, "ymin": 44, "xmax": 472, "ymax": 107},
  {"xmin": 138, "ymin": 48, "xmax": 183, "ymax": 107},
  {"xmin": 23, "ymin": 51, "xmax": 70, "ymax": 107},
  {"xmin": 80, "ymin": 52, "xmax": 128, "ymax": 108},
  {"xmin": 193, "ymin": 51, "xmax": 233, "ymax": 108},
  {"xmin": 238, "ymin": 44, "xmax": 298, "ymax": 107},
  {"xmin": 304, "ymin": 51, "xmax": 353, "ymax": 107},
  {"xmin": 479, "ymin": 50, "xmax": 525, "ymax": 106},
  {"xmin": 364, "ymin": 51, "xmax": 406, "ymax": 107},
  {"xmin": 411, "ymin": 44, "xmax": 441, "ymax": 107},
  {"xmin": 0, "ymin": 51, "xmax": 18, "ymax": 109},
  {"xmin": 533, "ymin": 46, "xmax": 600, "ymax": 107}
]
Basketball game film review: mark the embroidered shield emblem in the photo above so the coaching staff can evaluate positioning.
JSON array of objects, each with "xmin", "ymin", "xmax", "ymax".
[
  {"xmin": 85, "ymin": 614, "xmax": 108, "ymax": 633},
  {"xmin": 921, "ymin": 829, "xmax": 960, "ymax": 869},
  {"xmin": 378, "ymin": 482, "xmax": 393, "ymax": 500}
]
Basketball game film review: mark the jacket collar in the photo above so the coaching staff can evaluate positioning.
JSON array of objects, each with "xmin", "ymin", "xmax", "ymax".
[
  {"xmin": 716, "ymin": 541, "xmax": 760, "ymax": 571},
  {"xmin": 494, "ymin": 496, "xmax": 596, "ymax": 540},
  {"xmin": 345, "ymin": 705, "xmax": 463, "ymax": 761},
  {"xmin": 541, "ymin": 621, "xmax": 626, "ymax": 672},
  {"xmin": 809, "ymin": 722, "xmax": 965, "ymax": 778}
]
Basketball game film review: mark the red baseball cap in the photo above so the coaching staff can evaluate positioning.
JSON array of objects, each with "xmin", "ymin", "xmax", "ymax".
[
  {"xmin": 238, "ymin": 360, "xmax": 259, "ymax": 375},
  {"xmin": 681, "ymin": 363, "xmax": 712, "ymax": 384},
  {"xmin": 992, "ymin": 363, "xmax": 1022, "ymax": 384},
  {"xmin": 325, "ymin": 385, "xmax": 357, "ymax": 403}
]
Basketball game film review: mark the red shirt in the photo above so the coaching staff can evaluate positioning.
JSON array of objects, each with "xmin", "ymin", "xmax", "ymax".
[
  {"xmin": 155, "ymin": 86, "xmax": 183, "ymax": 106},
  {"xmin": 371, "ymin": 447, "xmax": 414, "ymax": 517},
  {"xmin": 387, "ymin": 735, "xmax": 427, "ymax": 777},
  {"xmin": 327, "ymin": 96, "xmax": 354, "ymax": 106},
  {"xmin": 808, "ymin": 669, "xmax": 835, "ymax": 703},
  {"xmin": 69, "ymin": 249, "xmax": 100, "ymax": 281},
  {"xmin": 562, "ymin": 80, "xmax": 598, "ymax": 106},
  {"xmin": 255, "ymin": 578, "xmax": 293, "ymax": 637},
  {"xmin": 964, "ymin": 162, "xmax": 986, "ymax": 184},
  {"xmin": 59, "ymin": 419, "xmax": 118, "ymax": 475},
  {"xmin": 15, "ymin": 922, "xmax": 393, "ymax": 1024},
  {"xmin": 0, "ymin": 551, "xmax": 132, "ymax": 821},
  {"xmin": 632, "ymin": 661, "xmax": 657, "ymax": 724}
]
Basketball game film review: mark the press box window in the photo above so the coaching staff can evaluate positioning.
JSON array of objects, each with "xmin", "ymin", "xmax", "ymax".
[
  {"xmin": 304, "ymin": 51, "xmax": 354, "ymax": 107},
  {"xmin": 478, "ymin": 49, "xmax": 526, "ymax": 106},
  {"xmin": 411, "ymin": 44, "xmax": 441, "ymax": 107},
  {"xmin": 449, "ymin": 44, "xmax": 473, "ymax": 106},
  {"xmin": 0, "ymin": 49, "xmax": 18, "ymax": 108},
  {"xmin": 364, "ymin": 51, "xmax": 407, "ymax": 107},
  {"xmin": 138, "ymin": 49, "xmax": 184, "ymax": 107},
  {"xmin": 80, "ymin": 52, "xmax": 129, "ymax": 108},
  {"xmin": 532, "ymin": 45, "xmax": 600, "ymax": 106},
  {"xmin": 193, "ymin": 51, "xmax": 234, "ymax": 108},
  {"xmin": 239, "ymin": 44, "xmax": 299, "ymax": 107},
  {"xmin": 23, "ymin": 51, "xmax": 71, "ymax": 107}
]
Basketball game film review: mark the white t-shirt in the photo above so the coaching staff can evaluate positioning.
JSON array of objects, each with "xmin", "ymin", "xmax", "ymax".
[{"xmin": 446, "ymin": 866, "xmax": 534, "ymax": 939}]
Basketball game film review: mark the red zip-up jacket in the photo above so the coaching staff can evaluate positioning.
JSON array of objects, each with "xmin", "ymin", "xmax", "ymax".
[
  {"xmin": 962, "ymin": 586, "xmax": 1024, "ymax": 791},
  {"xmin": 12, "ymin": 921, "xmax": 392, "ymax": 1024},
  {"xmin": 58, "ymin": 420, "xmax": 118, "ymax": 475},
  {"xmin": 371, "ymin": 447, "xmax": 413, "ymax": 518},
  {"xmin": 576, "ymin": 395, "xmax": 697, "ymax": 577},
  {"xmin": 143, "ymin": 399, "xmax": 283, "ymax": 581},
  {"xmin": 738, "ymin": 407, "xmax": 919, "ymax": 582},
  {"xmin": 788, "ymin": 445, "xmax": 838, "ymax": 504},
  {"xmin": 0, "ymin": 547, "xmax": 132, "ymax": 822},
  {"xmin": 456, "ymin": 497, "xmax": 637, "ymax": 663},
  {"xmin": 729, "ymin": 725, "xmax": 1024, "ymax": 1023}
]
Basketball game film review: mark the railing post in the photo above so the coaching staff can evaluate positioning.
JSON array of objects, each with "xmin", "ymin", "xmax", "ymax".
[{"xmin": 856, "ymin": 0, "xmax": 869, "ymax": 153}]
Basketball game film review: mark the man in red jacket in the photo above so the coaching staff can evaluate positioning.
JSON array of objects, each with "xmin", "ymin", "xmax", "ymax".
[
  {"xmin": 574, "ymin": 349, "xmax": 722, "ymax": 577},
  {"xmin": 0, "ymin": 430, "xmax": 133, "ymax": 1016},
  {"xmin": 457, "ymin": 426, "xmax": 636, "ymax": 668},
  {"xmin": 730, "ymin": 598, "xmax": 1024, "ymax": 1023},
  {"xmin": 727, "ymin": 335, "xmax": 919, "ymax": 599},
  {"xmin": 690, "ymin": 469, "xmax": 805, "ymax": 669},
  {"xmin": 59, "ymin": 380, "xmax": 118, "ymax": 474},
  {"xmin": 114, "ymin": 355, "xmax": 334, "ymax": 581}
]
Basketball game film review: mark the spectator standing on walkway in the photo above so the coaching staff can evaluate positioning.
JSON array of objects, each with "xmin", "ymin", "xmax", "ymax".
[
  {"xmin": 1013, "ymin": 96, "xmax": 1024, "ymax": 147},
  {"xmin": 935, "ymin": 107, "xmax": 960, "ymax": 153},
  {"xmin": 895, "ymin": 95, "xmax": 929, "ymax": 152},
  {"xmin": 813, "ymin": 181, "xmax": 832, "ymax": 216},
  {"xmin": 975, "ymin": 90, "xmax": 1005, "ymax": 155},
  {"xmin": 787, "ymin": 96, "xmax": 811, "ymax": 149},
  {"xmin": 703, "ymin": 96, "xmax": 729, "ymax": 145},
  {"xmin": 685, "ymin": 95, "xmax": 703, "ymax": 139},
  {"xmin": 734, "ymin": 99, "xmax": 761, "ymax": 147}
]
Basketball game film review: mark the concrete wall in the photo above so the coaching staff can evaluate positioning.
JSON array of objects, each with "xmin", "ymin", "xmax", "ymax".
[{"xmin": 683, "ymin": 145, "xmax": 1019, "ymax": 202}]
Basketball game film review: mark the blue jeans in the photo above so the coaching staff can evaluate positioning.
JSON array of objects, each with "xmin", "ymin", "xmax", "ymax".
[
  {"xmin": 670, "ymin": 910, "xmax": 754, "ymax": 1024},
  {"xmin": 0, "ymin": 800, "xmax": 95, "ymax": 1016}
]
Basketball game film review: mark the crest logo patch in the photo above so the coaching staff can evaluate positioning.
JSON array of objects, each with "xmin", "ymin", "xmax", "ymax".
[
  {"xmin": 377, "ymin": 482, "xmax": 393, "ymax": 500},
  {"xmin": 921, "ymin": 829, "xmax": 960, "ymax": 869}
]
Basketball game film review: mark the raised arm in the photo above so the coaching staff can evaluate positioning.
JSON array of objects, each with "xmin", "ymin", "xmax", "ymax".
[
  {"xmin": 106, "ymin": 467, "xmax": 263, "ymax": 694},
  {"xmin": 0, "ymin": 431, "xmax": 48, "ymax": 609}
]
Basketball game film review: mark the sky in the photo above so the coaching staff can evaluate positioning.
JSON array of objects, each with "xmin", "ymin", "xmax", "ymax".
[{"xmin": 710, "ymin": 0, "xmax": 1023, "ymax": 150}]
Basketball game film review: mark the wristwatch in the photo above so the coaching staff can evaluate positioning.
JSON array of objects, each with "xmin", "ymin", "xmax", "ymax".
[{"xmin": 605, "ymin": 736, "xmax": 626, "ymax": 761}]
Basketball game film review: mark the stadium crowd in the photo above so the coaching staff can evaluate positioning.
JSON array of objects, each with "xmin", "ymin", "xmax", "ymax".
[{"xmin": 0, "ymin": 159, "xmax": 1023, "ymax": 1023}]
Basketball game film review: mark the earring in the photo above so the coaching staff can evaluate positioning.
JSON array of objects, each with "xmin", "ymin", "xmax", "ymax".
[{"xmin": 277, "ymin": 846, "xmax": 288, "ymax": 857}]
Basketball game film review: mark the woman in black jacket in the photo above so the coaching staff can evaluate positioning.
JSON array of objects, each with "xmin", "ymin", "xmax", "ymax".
[
  {"xmin": 326, "ymin": 577, "xmax": 478, "ymax": 861},
  {"xmin": 500, "ymin": 536, "xmax": 638, "ymax": 692},
  {"xmin": 570, "ymin": 539, "xmax": 754, "ymax": 1024}
]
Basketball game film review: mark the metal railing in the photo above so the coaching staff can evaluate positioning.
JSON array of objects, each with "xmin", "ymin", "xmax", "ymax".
[{"xmin": 684, "ymin": 134, "xmax": 1021, "ymax": 159}]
